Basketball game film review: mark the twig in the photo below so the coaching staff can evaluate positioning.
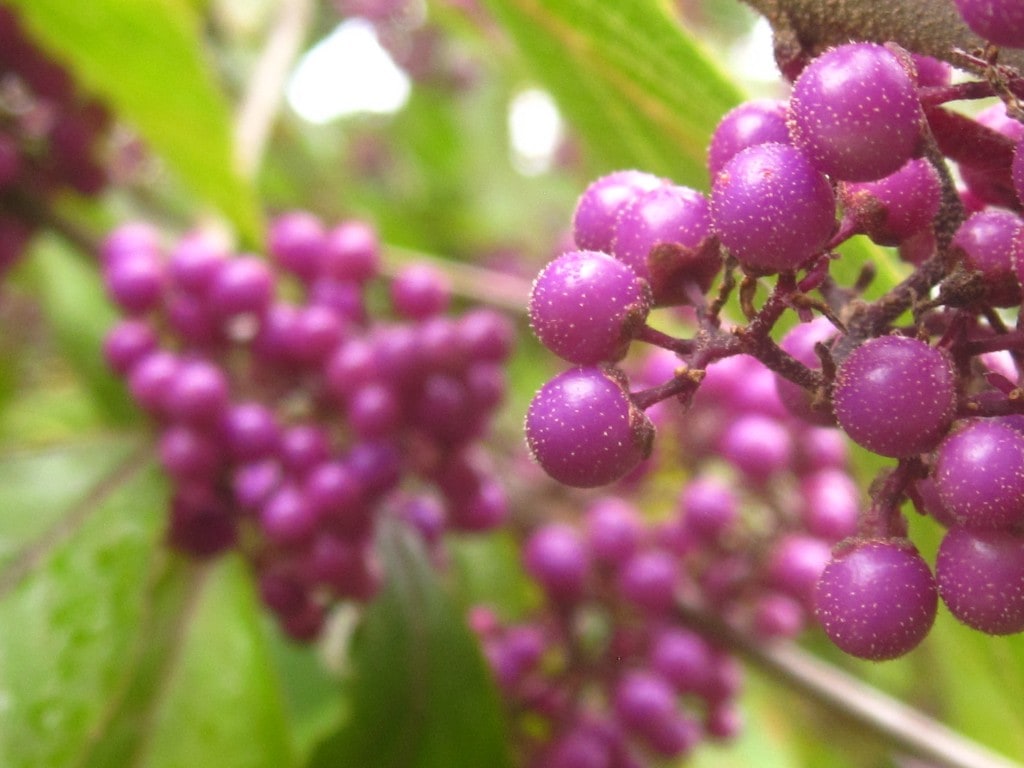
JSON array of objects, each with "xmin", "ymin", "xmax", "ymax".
[
  {"xmin": 233, "ymin": 0, "xmax": 316, "ymax": 179},
  {"xmin": 676, "ymin": 601, "xmax": 1023, "ymax": 768}
]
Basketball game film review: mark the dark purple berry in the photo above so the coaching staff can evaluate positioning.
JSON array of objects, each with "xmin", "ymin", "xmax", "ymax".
[{"xmin": 936, "ymin": 526, "xmax": 1024, "ymax": 634}]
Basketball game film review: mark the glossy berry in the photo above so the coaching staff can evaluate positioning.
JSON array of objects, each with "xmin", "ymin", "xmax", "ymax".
[
  {"xmin": 611, "ymin": 184, "xmax": 720, "ymax": 303},
  {"xmin": 953, "ymin": 0, "xmax": 1024, "ymax": 48},
  {"xmin": 773, "ymin": 316, "xmax": 837, "ymax": 425},
  {"xmin": 524, "ymin": 523, "xmax": 590, "ymax": 602},
  {"xmin": 936, "ymin": 526, "xmax": 1024, "ymax": 635},
  {"xmin": 572, "ymin": 170, "xmax": 663, "ymax": 253},
  {"xmin": 815, "ymin": 538, "xmax": 937, "ymax": 660},
  {"xmin": 529, "ymin": 250, "xmax": 652, "ymax": 364},
  {"xmin": 933, "ymin": 419, "xmax": 1024, "ymax": 530},
  {"xmin": 840, "ymin": 158, "xmax": 942, "ymax": 246},
  {"xmin": 711, "ymin": 142, "xmax": 835, "ymax": 274},
  {"xmin": 789, "ymin": 43, "xmax": 921, "ymax": 181},
  {"xmin": 707, "ymin": 99, "xmax": 790, "ymax": 178},
  {"xmin": 525, "ymin": 367, "xmax": 654, "ymax": 488},
  {"xmin": 952, "ymin": 208, "xmax": 1024, "ymax": 306},
  {"xmin": 832, "ymin": 336, "xmax": 956, "ymax": 457}
]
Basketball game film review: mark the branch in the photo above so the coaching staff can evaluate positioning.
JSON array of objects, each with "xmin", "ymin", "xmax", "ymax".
[
  {"xmin": 677, "ymin": 601, "xmax": 1023, "ymax": 768},
  {"xmin": 233, "ymin": 0, "xmax": 316, "ymax": 179},
  {"xmin": 740, "ymin": 0, "xmax": 1024, "ymax": 74}
]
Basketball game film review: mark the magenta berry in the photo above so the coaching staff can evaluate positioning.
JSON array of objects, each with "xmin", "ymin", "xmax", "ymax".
[
  {"xmin": 525, "ymin": 367, "xmax": 654, "ymax": 488},
  {"xmin": 572, "ymin": 170, "xmax": 663, "ymax": 253},
  {"xmin": 789, "ymin": 43, "xmax": 921, "ymax": 181},
  {"xmin": 952, "ymin": 0, "xmax": 1024, "ymax": 48},
  {"xmin": 933, "ymin": 418, "xmax": 1024, "ymax": 530},
  {"xmin": 707, "ymin": 99, "xmax": 790, "ymax": 178},
  {"xmin": 936, "ymin": 526, "xmax": 1024, "ymax": 635},
  {"xmin": 529, "ymin": 250, "xmax": 652, "ymax": 364},
  {"xmin": 711, "ymin": 142, "xmax": 836, "ymax": 274},
  {"xmin": 815, "ymin": 538, "xmax": 937, "ymax": 660},
  {"xmin": 832, "ymin": 336, "xmax": 956, "ymax": 457}
]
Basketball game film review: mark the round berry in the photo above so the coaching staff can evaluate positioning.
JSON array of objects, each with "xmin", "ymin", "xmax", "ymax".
[
  {"xmin": 529, "ymin": 250, "xmax": 652, "ymax": 365},
  {"xmin": 711, "ymin": 142, "xmax": 836, "ymax": 273},
  {"xmin": 525, "ymin": 367, "xmax": 654, "ymax": 488},
  {"xmin": 936, "ymin": 526, "xmax": 1024, "ymax": 634},
  {"xmin": 707, "ymin": 98, "xmax": 790, "ymax": 178},
  {"xmin": 815, "ymin": 538, "xmax": 937, "ymax": 660},
  {"xmin": 952, "ymin": 208, "xmax": 1024, "ymax": 307},
  {"xmin": 933, "ymin": 418, "xmax": 1024, "ymax": 530},
  {"xmin": 840, "ymin": 158, "xmax": 942, "ymax": 246},
  {"xmin": 789, "ymin": 43, "xmax": 921, "ymax": 181},
  {"xmin": 832, "ymin": 336, "xmax": 956, "ymax": 457},
  {"xmin": 953, "ymin": 0, "xmax": 1024, "ymax": 48},
  {"xmin": 572, "ymin": 170, "xmax": 663, "ymax": 253}
]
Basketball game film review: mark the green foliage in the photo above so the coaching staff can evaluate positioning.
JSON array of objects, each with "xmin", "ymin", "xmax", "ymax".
[
  {"xmin": 308, "ymin": 524, "xmax": 511, "ymax": 768},
  {"xmin": 4, "ymin": 0, "xmax": 263, "ymax": 244}
]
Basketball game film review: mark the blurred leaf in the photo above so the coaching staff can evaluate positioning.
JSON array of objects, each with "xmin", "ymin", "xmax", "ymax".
[
  {"xmin": 6, "ymin": 0, "xmax": 262, "ymax": 243},
  {"xmin": 129, "ymin": 556, "xmax": 296, "ymax": 768},
  {"xmin": 0, "ymin": 437, "xmax": 137, "ymax": 568},
  {"xmin": 19, "ymin": 235, "xmax": 134, "ymax": 424},
  {"xmin": 483, "ymin": 0, "xmax": 745, "ymax": 187},
  {"xmin": 308, "ymin": 524, "xmax": 511, "ymax": 768},
  {"xmin": 0, "ymin": 459, "xmax": 166, "ymax": 767}
]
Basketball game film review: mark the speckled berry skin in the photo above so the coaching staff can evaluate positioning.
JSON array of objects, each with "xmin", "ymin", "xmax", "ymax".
[
  {"xmin": 933, "ymin": 419, "xmax": 1024, "ymax": 530},
  {"xmin": 525, "ymin": 366, "xmax": 654, "ymax": 488},
  {"xmin": 936, "ymin": 526, "xmax": 1024, "ymax": 635},
  {"xmin": 572, "ymin": 170, "xmax": 664, "ymax": 253},
  {"xmin": 953, "ymin": 0, "xmax": 1024, "ymax": 48},
  {"xmin": 711, "ymin": 142, "xmax": 835, "ymax": 274},
  {"xmin": 611, "ymin": 184, "xmax": 720, "ymax": 304},
  {"xmin": 815, "ymin": 538, "xmax": 937, "ymax": 661},
  {"xmin": 529, "ymin": 250, "xmax": 652, "ymax": 365},
  {"xmin": 832, "ymin": 336, "xmax": 956, "ymax": 457},
  {"xmin": 707, "ymin": 99, "xmax": 790, "ymax": 178},
  {"xmin": 952, "ymin": 209, "xmax": 1024, "ymax": 307},
  {"xmin": 840, "ymin": 158, "xmax": 942, "ymax": 247},
  {"xmin": 789, "ymin": 43, "xmax": 921, "ymax": 182}
]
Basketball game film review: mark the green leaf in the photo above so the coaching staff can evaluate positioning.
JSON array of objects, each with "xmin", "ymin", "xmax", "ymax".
[
  {"xmin": 128, "ymin": 556, "xmax": 296, "ymax": 768},
  {"xmin": 5, "ymin": 0, "xmax": 262, "ymax": 244},
  {"xmin": 0, "ymin": 437, "xmax": 137, "ymax": 569},
  {"xmin": 483, "ymin": 0, "xmax": 745, "ymax": 187},
  {"xmin": 308, "ymin": 525, "xmax": 511, "ymax": 768},
  {"xmin": 0, "ymin": 458, "xmax": 166, "ymax": 768},
  {"xmin": 19, "ymin": 235, "xmax": 135, "ymax": 425}
]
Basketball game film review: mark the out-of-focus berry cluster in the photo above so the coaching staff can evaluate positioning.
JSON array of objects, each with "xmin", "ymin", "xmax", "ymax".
[
  {"xmin": 475, "ymin": 343, "xmax": 859, "ymax": 766},
  {"xmin": 0, "ymin": 5, "xmax": 112, "ymax": 276},
  {"xmin": 101, "ymin": 212, "xmax": 514, "ymax": 641}
]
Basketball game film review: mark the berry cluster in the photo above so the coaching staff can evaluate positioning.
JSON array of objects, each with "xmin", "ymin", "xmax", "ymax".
[
  {"xmin": 0, "ymin": 5, "xmax": 111, "ymax": 276},
  {"xmin": 481, "ymin": 344, "xmax": 858, "ymax": 766},
  {"xmin": 524, "ymin": 37, "xmax": 1024, "ymax": 662},
  {"xmin": 101, "ymin": 212, "xmax": 514, "ymax": 640}
]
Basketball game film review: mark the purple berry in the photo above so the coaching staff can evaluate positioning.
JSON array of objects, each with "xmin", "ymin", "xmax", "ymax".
[
  {"xmin": 322, "ymin": 220, "xmax": 379, "ymax": 282},
  {"xmin": 707, "ymin": 98, "xmax": 790, "ymax": 178},
  {"xmin": 789, "ymin": 43, "xmax": 921, "ymax": 181},
  {"xmin": 840, "ymin": 158, "xmax": 942, "ymax": 246},
  {"xmin": 529, "ymin": 250, "xmax": 652, "ymax": 365},
  {"xmin": 611, "ymin": 185, "xmax": 720, "ymax": 303},
  {"xmin": 165, "ymin": 358, "xmax": 230, "ymax": 425},
  {"xmin": 268, "ymin": 211, "xmax": 325, "ymax": 281},
  {"xmin": 617, "ymin": 550, "xmax": 679, "ymax": 614},
  {"xmin": 103, "ymin": 319, "xmax": 158, "ymax": 375},
  {"xmin": 679, "ymin": 475, "xmax": 738, "ymax": 541},
  {"xmin": 711, "ymin": 142, "xmax": 836, "ymax": 273},
  {"xmin": 584, "ymin": 497, "xmax": 643, "ymax": 566},
  {"xmin": 766, "ymin": 534, "xmax": 833, "ymax": 608},
  {"xmin": 390, "ymin": 263, "xmax": 451, "ymax": 319},
  {"xmin": 572, "ymin": 170, "xmax": 663, "ymax": 253},
  {"xmin": 815, "ymin": 538, "xmax": 937, "ymax": 660},
  {"xmin": 717, "ymin": 413, "xmax": 793, "ymax": 483},
  {"xmin": 953, "ymin": 0, "xmax": 1024, "ymax": 48},
  {"xmin": 525, "ymin": 367, "xmax": 654, "ymax": 488},
  {"xmin": 523, "ymin": 523, "xmax": 589, "ymax": 602},
  {"xmin": 936, "ymin": 526, "xmax": 1024, "ymax": 634},
  {"xmin": 206, "ymin": 256, "xmax": 275, "ymax": 320},
  {"xmin": 933, "ymin": 419, "xmax": 1024, "ymax": 530},
  {"xmin": 104, "ymin": 251, "xmax": 165, "ymax": 315},
  {"xmin": 832, "ymin": 336, "xmax": 956, "ymax": 457},
  {"xmin": 773, "ymin": 316, "xmax": 838, "ymax": 425},
  {"xmin": 952, "ymin": 208, "xmax": 1024, "ymax": 307}
]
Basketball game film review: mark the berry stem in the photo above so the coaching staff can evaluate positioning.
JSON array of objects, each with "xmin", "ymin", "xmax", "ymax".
[{"xmin": 636, "ymin": 324, "xmax": 696, "ymax": 355}]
